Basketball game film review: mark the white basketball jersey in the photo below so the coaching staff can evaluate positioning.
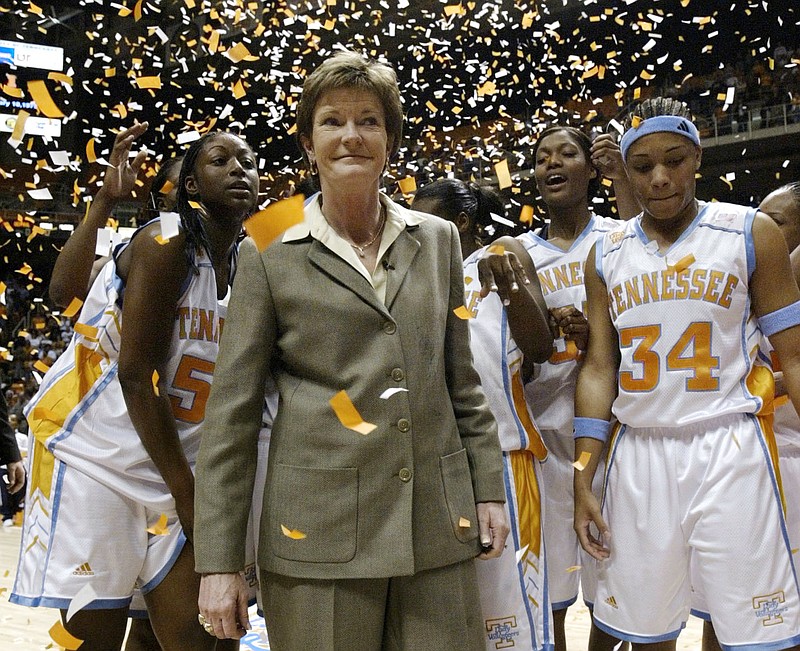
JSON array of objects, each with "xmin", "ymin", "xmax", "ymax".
[
  {"xmin": 597, "ymin": 202, "xmax": 762, "ymax": 428},
  {"xmin": 462, "ymin": 248, "xmax": 546, "ymax": 459},
  {"xmin": 25, "ymin": 232, "xmax": 227, "ymax": 509},
  {"xmin": 519, "ymin": 215, "xmax": 619, "ymax": 442}
]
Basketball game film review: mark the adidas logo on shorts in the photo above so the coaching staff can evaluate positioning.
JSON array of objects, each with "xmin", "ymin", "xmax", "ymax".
[
  {"xmin": 72, "ymin": 562, "xmax": 94, "ymax": 576},
  {"xmin": 605, "ymin": 595, "xmax": 619, "ymax": 609}
]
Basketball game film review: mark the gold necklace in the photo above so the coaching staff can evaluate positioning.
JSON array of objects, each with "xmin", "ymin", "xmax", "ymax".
[{"xmin": 348, "ymin": 207, "xmax": 386, "ymax": 258}]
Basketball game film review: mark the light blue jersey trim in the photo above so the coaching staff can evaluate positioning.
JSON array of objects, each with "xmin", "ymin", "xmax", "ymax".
[
  {"xmin": 594, "ymin": 617, "xmax": 685, "ymax": 644},
  {"xmin": 594, "ymin": 236, "xmax": 605, "ymax": 284},
  {"xmin": 744, "ymin": 207, "xmax": 757, "ymax": 280},
  {"xmin": 139, "ymin": 530, "xmax": 188, "ymax": 594},
  {"xmin": 690, "ymin": 608, "xmax": 712, "ymax": 621},
  {"xmin": 633, "ymin": 203, "xmax": 707, "ymax": 257},
  {"xmin": 719, "ymin": 633, "xmax": 800, "ymax": 651},
  {"xmin": 9, "ymin": 594, "xmax": 133, "ymax": 610},
  {"xmin": 552, "ymin": 595, "xmax": 579, "ymax": 611}
]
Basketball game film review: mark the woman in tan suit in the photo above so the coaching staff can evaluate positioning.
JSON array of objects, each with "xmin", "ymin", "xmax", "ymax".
[{"xmin": 193, "ymin": 50, "xmax": 509, "ymax": 650}]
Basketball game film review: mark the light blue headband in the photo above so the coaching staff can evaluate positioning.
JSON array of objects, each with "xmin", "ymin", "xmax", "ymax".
[{"xmin": 620, "ymin": 115, "xmax": 700, "ymax": 162}]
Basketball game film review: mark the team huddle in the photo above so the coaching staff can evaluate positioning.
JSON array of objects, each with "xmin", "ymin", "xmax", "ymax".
[{"xmin": 8, "ymin": 51, "xmax": 800, "ymax": 651}]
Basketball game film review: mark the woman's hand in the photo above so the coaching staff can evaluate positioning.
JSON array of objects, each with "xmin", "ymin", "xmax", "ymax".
[
  {"xmin": 574, "ymin": 485, "xmax": 610, "ymax": 561},
  {"xmin": 476, "ymin": 501, "xmax": 510, "ymax": 560},
  {"xmin": 198, "ymin": 573, "xmax": 251, "ymax": 639},
  {"xmin": 590, "ymin": 132, "xmax": 626, "ymax": 181},
  {"xmin": 98, "ymin": 122, "xmax": 149, "ymax": 202},
  {"xmin": 550, "ymin": 306, "xmax": 589, "ymax": 352},
  {"xmin": 477, "ymin": 249, "xmax": 530, "ymax": 305}
]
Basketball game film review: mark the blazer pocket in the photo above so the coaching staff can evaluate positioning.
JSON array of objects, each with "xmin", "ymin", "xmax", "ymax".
[
  {"xmin": 439, "ymin": 448, "xmax": 479, "ymax": 544},
  {"xmin": 270, "ymin": 463, "xmax": 358, "ymax": 563}
]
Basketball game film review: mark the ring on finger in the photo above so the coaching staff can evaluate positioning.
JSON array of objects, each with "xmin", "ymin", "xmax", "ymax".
[{"xmin": 203, "ymin": 622, "xmax": 215, "ymax": 635}]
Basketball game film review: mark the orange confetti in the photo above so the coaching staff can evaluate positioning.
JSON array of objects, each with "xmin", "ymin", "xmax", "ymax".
[
  {"xmin": 146, "ymin": 513, "xmax": 169, "ymax": 535},
  {"xmin": 2, "ymin": 83, "xmax": 23, "ymax": 98},
  {"xmin": 329, "ymin": 390, "xmax": 377, "ymax": 435},
  {"xmin": 48, "ymin": 71, "xmax": 73, "ymax": 87},
  {"xmin": 487, "ymin": 244, "xmax": 506, "ymax": 256},
  {"xmin": 519, "ymin": 205, "xmax": 534, "ymax": 227},
  {"xmin": 668, "ymin": 254, "xmax": 695, "ymax": 273},
  {"xmin": 151, "ymin": 370, "xmax": 160, "ymax": 396},
  {"xmin": 231, "ymin": 79, "xmax": 246, "ymax": 99},
  {"xmin": 453, "ymin": 305, "xmax": 473, "ymax": 320},
  {"xmin": 225, "ymin": 42, "xmax": 259, "ymax": 63},
  {"xmin": 62, "ymin": 297, "xmax": 84, "ymax": 318},
  {"xmin": 135, "ymin": 76, "xmax": 162, "ymax": 90},
  {"xmin": 27, "ymin": 80, "xmax": 64, "ymax": 118},
  {"xmin": 243, "ymin": 195, "xmax": 305, "ymax": 253},
  {"xmin": 572, "ymin": 451, "xmax": 592, "ymax": 471},
  {"xmin": 10, "ymin": 110, "xmax": 29, "ymax": 144},
  {"xmin": 154, "ymin": 235, "xmax": 171, "ymax": 245},
  {"xmin": 458, "ymin": 517, "xmax": 471, "ymax": 528},
  {"xmin": 159, "ymin": 179, "xmax": 174, "ymax": 195},
  {"xmin": 566, "ymin": 565, "xmax": 582, "ymax": 573},
  {"xmin": 49, "ymin": 621, "xmax": 83, "ymax": 650},
  {"xmin": 398, "ymin": 176, "xmax": 417, "ymax": 195},
  {"xmin": 86, "ymin": 138, "xmax": 97, "ymax": 163},
  {"xmin": 477, "ymin": 80, "xmax": 497, "ymax": 96},
  {"xmin": 631, "ymin": 115, "xmax": 643, "ymax": 128},
  {"xmin": 280, "ymin": 524, "xmax": 307, "ymax": 540},
  {"xmin": 73, "ymin": 323, "xmax": 99, "ymax": 339},
  {"xmin": 494, "ymin": 159, "xmax": 512, "ymax": 190},
  {"xmin": 16, "ymin": 263, "xmax": 32, "ymax": 275},
  {"xmin": 34, "ymin": 360, "xmax": 50, "ymax": 374}
]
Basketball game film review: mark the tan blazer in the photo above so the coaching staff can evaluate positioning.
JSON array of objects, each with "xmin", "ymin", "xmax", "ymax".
[{"xmin": 194, "ymin": 199, "xmax": 504, "ymax": 580}]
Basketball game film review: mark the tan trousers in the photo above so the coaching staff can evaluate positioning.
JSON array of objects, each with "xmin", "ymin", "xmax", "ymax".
[{"xmin": 261, "ymin": 558, "xmax": 485, "ymax": 651}]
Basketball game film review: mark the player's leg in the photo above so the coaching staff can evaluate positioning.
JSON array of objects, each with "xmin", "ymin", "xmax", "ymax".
[
  {"xmin": 588, "ymin": 611, "xmax": 631, "ymax": 651},
  {"xmin": 125, "ymin": 618, "xmax": 162, "ymax": 651},
  {"xmin": 701, "ymin": 621, "xmax": 722, "ymax": 651},
  {"xmin": 143, "ymin": 542, "xmax": 232, "ymax": 651},
  {"xmin": 60, "ymin": 608, "xmax": 130, "ymax": 651}
]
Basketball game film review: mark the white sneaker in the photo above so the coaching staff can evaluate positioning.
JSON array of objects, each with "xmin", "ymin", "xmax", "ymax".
[{"xmin": 2, "ymin": 518, "xmax": 13, "ymax": 527}]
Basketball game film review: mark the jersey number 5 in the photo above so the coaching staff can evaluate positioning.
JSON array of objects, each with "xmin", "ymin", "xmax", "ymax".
[
  {"xmin": 170, "ymin": 354, "xmax": 215, "ymax": 423},
  {"xmin": 619, "ymin": 321, "xmax": 719, "ymax": 392}
]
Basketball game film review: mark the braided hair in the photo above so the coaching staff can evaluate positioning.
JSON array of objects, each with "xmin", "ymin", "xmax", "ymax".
[
  {"xmin": 624, "ymin": 97, "xmax": 692, "ymax": 129},
  {"xmin": 413, "ymin": 178, "xmax": 514, "ymax": 245},
  {"xmin": 533, "ymin": 125, "xmax": 601, "ymax": 201}
]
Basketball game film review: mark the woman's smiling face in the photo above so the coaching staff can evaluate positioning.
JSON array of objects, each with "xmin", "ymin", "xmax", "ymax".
[{"xmin": 301, "ymin": 87, "xmax": 390, "ymax": 192}]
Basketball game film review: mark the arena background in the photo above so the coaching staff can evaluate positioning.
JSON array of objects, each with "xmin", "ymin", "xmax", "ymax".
[{"xmin": 0, "ymin": 1, "xmax": 797, "ymax": 647}]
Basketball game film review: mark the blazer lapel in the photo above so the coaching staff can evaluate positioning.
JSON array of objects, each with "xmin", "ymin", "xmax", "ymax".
[
  {"xmin": 384, "ymin": 228, "xmax": 421, "ymax": 310},
  {"xmin": 306, "ymin": 240, "xmax": 391, "ymax": 318}
]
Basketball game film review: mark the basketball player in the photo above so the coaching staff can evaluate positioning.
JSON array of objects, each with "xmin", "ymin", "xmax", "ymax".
[
  {"xmin": 11, "ymin": 129, "xmax": 258, "ymax": 650},
  {"xmin": 574, "ymin": 97, "xmax": 800, "ymax": 651},
  {"xmin": 413, "ymin": 178, "xmax": 555, "ymax": 651},
  {"xmin": 520, "ymin": 125, "xmax": 636, "ymax": 651}
]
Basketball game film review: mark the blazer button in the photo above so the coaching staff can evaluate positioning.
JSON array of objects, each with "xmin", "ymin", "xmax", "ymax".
[
  {"xmin": 383, "ymin": 322, "xmax": 397, "ymax": 335},
  {"xmin": 397, "ymin": 418, "xmax": 410, "ymax": 432},
  {"xmin": 391, "ymin": 368, "xmax": 404, "ymax": 382},
  {"xmin": 398, "ymin": 467, "xmax": 413, "ymax": 482}
]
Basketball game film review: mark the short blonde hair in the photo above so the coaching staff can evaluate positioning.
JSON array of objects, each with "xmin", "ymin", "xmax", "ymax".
[{"xmin": 296, "ymin": 50, "xmax": 404, "ymax": 163}]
